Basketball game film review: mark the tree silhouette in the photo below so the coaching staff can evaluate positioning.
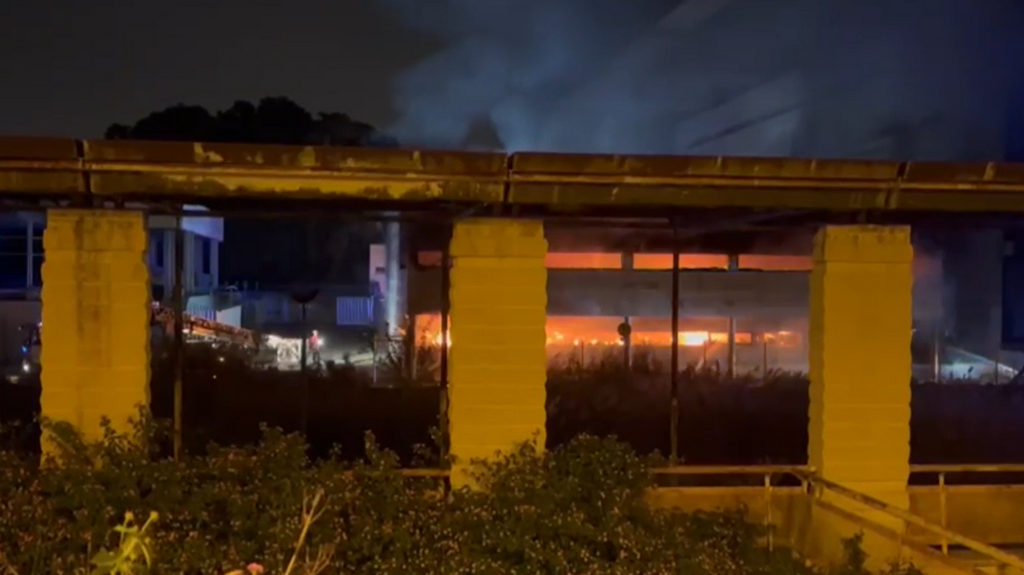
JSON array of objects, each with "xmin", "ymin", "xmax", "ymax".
[
  {"xmin": 107, "ymin": 97, "xmax": 397, "ymax": 289},
  {"xmin": 106, "ymin": 97, "xmax": 397, "ymax": 148}
]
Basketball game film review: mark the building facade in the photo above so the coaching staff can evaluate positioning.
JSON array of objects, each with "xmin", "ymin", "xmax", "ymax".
[
  {"xmin": 0, "ymin": 209, "xmax": 222, "ymax": 299},
  {"xmin": 0, "ymin": 209, "xmax": 223, "ymax": 365}
]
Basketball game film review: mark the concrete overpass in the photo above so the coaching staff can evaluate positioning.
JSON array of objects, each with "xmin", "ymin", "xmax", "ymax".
[
  {"xmin": 5, "ymin": 137, "xmax": 1024, "ymax": 572},
  {"xmin": 5, "ymin": 137, "xmax": 1024, "ymax": 212}
]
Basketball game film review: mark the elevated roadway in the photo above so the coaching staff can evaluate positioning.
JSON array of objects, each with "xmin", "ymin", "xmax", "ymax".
[{"xmin": 3, "ymin": 137, "xmax": 1024, "ymax": 213}]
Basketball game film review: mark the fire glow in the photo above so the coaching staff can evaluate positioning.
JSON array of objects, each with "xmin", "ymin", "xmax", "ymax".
[{"xmin": 418, "ymin": 326, "xmax": 797, "ymax": 349}]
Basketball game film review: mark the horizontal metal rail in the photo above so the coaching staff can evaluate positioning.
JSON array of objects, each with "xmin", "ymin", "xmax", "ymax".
[
  {"xmin": 369, "ymin": 463, "xmax": 1024, "ymax": 479},
  {"xmin": 910, "ymin": 463, "xmax": 1024, "ymax": 474},
  {"xmin": 805, "ymin": 474, "xmax": 1024, "ymax": 572},
  {"xmin": 907, "ymin": 463, "xmax": 1024, "ymax": 555},
  {"xmin": 654, "ymin": 464, "xmax": 811, "ymax": 475}
]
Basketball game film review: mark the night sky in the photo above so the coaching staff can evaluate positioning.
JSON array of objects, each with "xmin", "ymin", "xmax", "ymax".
[
  {"xmin": 2, "ymin": 0, "xmax": 1023, "ymax": 158},
  {"xmin": 0, "ymin": 0, "xmax": 437, "ymax": 138}
]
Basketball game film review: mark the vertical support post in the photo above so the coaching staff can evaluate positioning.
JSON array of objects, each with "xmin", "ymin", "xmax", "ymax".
[
  {"xmin": 727, "ymin": 253, "xmax": 739, "ymax": 378},
  {"xmin": 25, "ymin": 219, "xmax": 34, "ymax": 289},
  {"xmin": 670, "ymin": 223, "xmax": 681, "ymax": 464},
  {"xmin": 762, "ymin": 335, "xmax": 769, "ymax": 383},
  {"xmin": 210, "ymin": 238, "xmax": 220, "ymax": 289},
  {"xmin": 622, "ymin": 316, "xmax": 632, "ymax": 369},
  {"xmin": 162, "ymin": 230, "xmax": 174, "ymax": 296},
  {"xmin": 172, "ymin": 216, "xmax": 185, "ymax": 460},
  {"xmin": 182, "ymin": 233, "xmax": 196, "ymax": 294},
  {"xmin": 764, "ymin": 472, "xmax": 775, "ymax": 552},
  {"xmin": 439, "ymin": 227, "xmax": 451, "ymax": 462},
  {"xmin": 299, "ymin": 303, "xmax": 308, "ymax": 436},
  {"xmin": 932, "ymin": 328, "xmax": 941, "ymax": 383},
  {"xmin": 408, "ymin": 315, "xmax": 418, "ymax": 379},
  {"xmin": 939, "ymin": 472, "xmax": 949, "ymax": 555},
  {"xmin": 621, "ymin": 250, "xmax": 634, "ymax": 370}
]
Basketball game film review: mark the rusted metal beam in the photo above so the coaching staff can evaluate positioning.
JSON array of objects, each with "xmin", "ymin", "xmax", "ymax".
[
  {"xmin": 81, "ymin": 140, "xmax": 508, "ymax": 203},
  {"xmin": 0, "ymin": 136, "xmax": 84, "ymax": 197},
  {"xmin": 508, "ymin": 153, "xmax": 1024, "ymax": 211},
  {"xmin": 4, "ymin": 136, "xmax": 1024, "ymax": 212}
]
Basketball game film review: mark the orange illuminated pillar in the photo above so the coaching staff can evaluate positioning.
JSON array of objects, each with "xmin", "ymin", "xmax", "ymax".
[
  {"xmin": 807, "ymin": 225, "xmax": 912, "ymax": 565},
  {"xmin": 40, "ymin": 210, "xmax": 151, "ymax": 444},
  {"xmin": 448, "ymin": 219, "xmax": 547, "ymax": 487}
]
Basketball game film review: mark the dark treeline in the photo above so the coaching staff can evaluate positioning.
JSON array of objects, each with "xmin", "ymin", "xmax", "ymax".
[
  {"xmin": 106, "ymin": 97, "xmax": 395, "ymax": 287},
  {"xmin": 106, "ymin": 96, "xmax": 398, "ymax": 148}
]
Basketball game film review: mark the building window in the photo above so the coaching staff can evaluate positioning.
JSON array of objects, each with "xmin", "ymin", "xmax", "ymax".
[{"xmin": 201, "ymin": 238, "xmax": 212, "ymax": 275}]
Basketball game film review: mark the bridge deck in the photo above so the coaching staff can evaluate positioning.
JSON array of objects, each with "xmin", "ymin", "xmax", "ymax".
[{"xmin": 3, "ymin": 137, "xmax": 1024, "ymax": 212}]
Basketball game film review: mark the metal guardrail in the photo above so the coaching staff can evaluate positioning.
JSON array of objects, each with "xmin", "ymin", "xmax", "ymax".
[
  {"xmin": 805, "ymin": 473, "xmax": 1024, "ymax": 573},
  {"xmin": 910, "ymin": 463, "xmax": 1024, "ymax": 556},
  {"xmin": 653, "ymin": 464, "xmax": 812, "ymax": 551},
  {"xmin": 649, "ymin": 463, "xmax": 1024, "ymax": 563},
  {"xmin": 911, "ymin": 464, "xmax": 1024, "ymax": 474},
  {"xmin": 654, "ymin": 465, "xmax": 810, "ymax": 476},
  {"xmin": 374, "ymin": 463, "xmax": 1024, "ymax": 566}
]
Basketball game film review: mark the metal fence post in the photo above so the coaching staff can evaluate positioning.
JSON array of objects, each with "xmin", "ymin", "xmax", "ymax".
[{"xmin": 669, "ymin": 221, "xmax": 680, "ymax": 464}]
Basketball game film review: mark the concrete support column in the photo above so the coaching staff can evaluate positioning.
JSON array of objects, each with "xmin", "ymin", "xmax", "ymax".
[
  {"xmin": 808, "ymin": 225, "xmax": 912, "ymax": 562},
  {"xmin": 40, "ymin": 210, "xmax": 151, "ymax": 442},
  {"xmin": 448, "ymin": 219, "xmax": 547, "ymax": 487}
]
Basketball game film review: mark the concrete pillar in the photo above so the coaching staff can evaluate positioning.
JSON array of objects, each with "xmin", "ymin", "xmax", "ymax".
[
  {"xmin": 40, "ymin": 210, "xmax": 151, "ymax": 442},
  {"xmin": 807, "ymin": 225, "xmax": 912, "ymax": 563},
  {"xmin": 448, "ymin": 219, "xmax": 547, "ymax": 487}
]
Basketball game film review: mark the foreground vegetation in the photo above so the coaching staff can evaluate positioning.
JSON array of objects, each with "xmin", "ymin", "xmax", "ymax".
[{"xmin": 0, "ymin": 419, "xmax": 920, "ymax": 575}]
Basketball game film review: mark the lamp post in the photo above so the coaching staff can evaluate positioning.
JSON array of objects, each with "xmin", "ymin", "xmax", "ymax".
[{"xmin": 291, "ymin": 286, "xmax": 319, "ymax": 437}]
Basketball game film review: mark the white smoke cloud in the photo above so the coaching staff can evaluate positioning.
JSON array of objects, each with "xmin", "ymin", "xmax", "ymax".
[
  {"xmin": 379, "ymin": 0, "xmax": 677, "ymax": 150},
  {"xmin": 382, "ymin": 0, "xmax": 1024, "ymax": 159}
]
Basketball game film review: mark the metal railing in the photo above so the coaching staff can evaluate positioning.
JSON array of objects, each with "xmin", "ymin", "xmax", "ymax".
[
  {"xmin": 382, "ymin": 462, "xmax": 1024, "ymax": 569},
  {"xmin": 910, "ymin": 463, "xmax": 1024, "ymax": 556},
  {"xmin": 805, "ymin": 472, "xmax": 1024, "ymax": 573},
  {"xmin": 654, "ymin": 464, "xmax": 812, "ymax": 552},
  {"xmin": 655, "ymin": 463, "xmax": 1024, "ymax": 569}
]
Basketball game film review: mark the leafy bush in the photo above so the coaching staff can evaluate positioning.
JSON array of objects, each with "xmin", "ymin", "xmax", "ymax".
[{"xmin": 0, "ymin": 418, "xmax": 912, "ymax": 575}]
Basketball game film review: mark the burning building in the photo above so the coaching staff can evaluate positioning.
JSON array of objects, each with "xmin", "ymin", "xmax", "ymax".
[{"xmin": 373, "ymin": 223, "xmax": 950, "ymax": 377}]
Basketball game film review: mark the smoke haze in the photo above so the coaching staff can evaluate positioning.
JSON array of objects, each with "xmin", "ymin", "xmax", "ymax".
[
  {"xmin": 381, "ymin": 0, "xmax": 1024, "ymax": 159},
  {"xmin": 378, "ymin": 0, "xmax": 678, "ymax": 150}
]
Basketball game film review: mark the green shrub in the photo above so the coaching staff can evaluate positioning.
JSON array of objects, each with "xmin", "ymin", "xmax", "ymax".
[{"xmin": 0, "ymin": 417, "xmax": 913, "ymax": 575}]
